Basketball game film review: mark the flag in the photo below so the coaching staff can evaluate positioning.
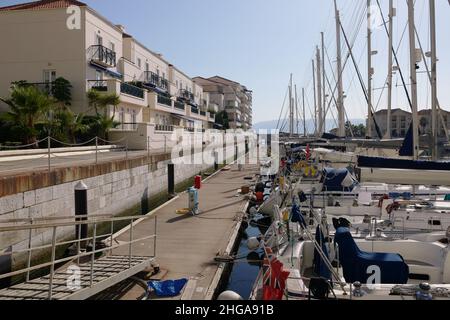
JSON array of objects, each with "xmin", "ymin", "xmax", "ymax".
[
  {"xmin": 261, "ymin": 247, "xmax": 290, "ymax": 300},
  {"xmin": 306, "ymin": 144, "xmax": 311, "ymax": 161}
]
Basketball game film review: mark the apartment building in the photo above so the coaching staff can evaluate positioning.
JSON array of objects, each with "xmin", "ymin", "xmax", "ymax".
[
  {"xmin": 0, "ymin": 0, "xmax": 216, "ymax": 132},
  {"xmin": 193, "ymin": 76, "xmax": 253, "ymax": 130},
  {"xmin": 373, "ymin": 108, "xmax": 450, "ymax": 138}
]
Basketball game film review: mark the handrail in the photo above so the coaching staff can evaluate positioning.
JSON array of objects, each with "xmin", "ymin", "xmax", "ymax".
[{"xmin": 0, "ymin": 214, "xmax": 157, "ymax": 301}]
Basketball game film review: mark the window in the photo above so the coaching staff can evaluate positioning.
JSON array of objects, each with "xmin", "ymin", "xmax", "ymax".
[
  {"xmin": 131, "ymin": 110, "xmax": 137, "ymax": 124},
  {"xmin": 96, "ymin": 34, "xmax": 103, "ymax": 46},
  {"xmin": 176, "ymin": 80, "xmax": 178, "ymax": 88},
  {"xmin": 43, "ymin": 70, "xmax": 56, "ymax": 83},
  {"xmin": 95, "ymin": 70, "xmax": 103, "ymax": 81},
  {"xmin": 145, "ymin": 63, "xmax": 149, "ymax": 72},
  {"xmin": 119, "ymin": 108, "xmax": 125, "ymax": 128},
  {"xmin": 109, "ymin": 41, "xmax": 115, "ymax": 52},
  {"xmin": 156, "ymin": 68, "xmax": 160, "ymax": 76},
  {"xmin": 137, "ymin": 58, "xmax": 141, "ymax": 69},
  {"xmin": 162, "ymin": 72, "xmax": 166, "ymax": 80}
]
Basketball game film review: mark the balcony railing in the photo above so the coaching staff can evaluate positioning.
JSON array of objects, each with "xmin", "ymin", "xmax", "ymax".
[
  {"xmin": 155, "ymin": 124, "xmax": 174, "ymax": 132},
  {"xmin": 200, "ymin": 111, "xmax": 206, "ymax": 117},
  {"xmin": 174, "ymin": 101, "xmax": 185, "ymax": 111},
  {"xmin": 87, "ymin": 80, "xmax": 108, "ymax": 92},
  {"xmin": 184, "ymin": 127, "xmax": 195, "ymax": 133},
  {"xmin": 179, "ymin": 89, "xmax": 194, "ymax": 102},
  {"xmin": 120, "ymin": 82, "xmax": 144, "ymax": 99},
  {"xmin": 191, "ymin": 106, "xmax": 199, "ymax": 114},
  {"xmin": 19, "ymin": 82, "xmax": 55, "ymax": 95},
  {"xmin": 143, "ymin": 71, "xmax": 169, "ymax": 92},
  {"xmin": 209, "ymin": 113, "xmax": 215, "ymax": 119},
  {"xmin": 157, "ymin": 94, "xmax": 172, "ymax": 107},
  {"xmin": 89, "ymin": 45, "xmax": 116, "ymax": 67}
]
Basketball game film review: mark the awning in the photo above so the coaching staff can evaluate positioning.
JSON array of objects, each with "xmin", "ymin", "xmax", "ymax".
[{"xmin": 89, "ymin": 61, "xmax": 122, "ymax": 79}]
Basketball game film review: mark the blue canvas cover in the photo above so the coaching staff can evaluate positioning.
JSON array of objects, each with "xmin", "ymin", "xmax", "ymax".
[
  {"xmin": 334, "ymin": 228, "xmax": 409, "ymax": 284},
  {"xmin": 321, "ymin": 168, "xmax": 356, "ymax": 192},
  {"xmin": 148, "ymin": 278, "xmax": 188, "ymax": 297},
  {"xmin": 290, "ymin": 203, "xmax": 306, "ymax": 228},
  {"xmin": 313, "ymin": 226, "xmax": 331, "ymax": 280}
]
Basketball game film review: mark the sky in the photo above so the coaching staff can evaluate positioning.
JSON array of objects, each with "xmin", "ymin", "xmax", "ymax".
[{"xmin": 2, "ymin": 0, "xmax": 450, "ymax": 127}]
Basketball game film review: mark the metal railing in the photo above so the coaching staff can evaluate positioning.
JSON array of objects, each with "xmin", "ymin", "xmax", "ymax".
[
  {"xmin": 120, "ymin": 82, "xmax": 144, "ymax": 99},
  {"xmin": 157, "ymin": 94, "xmax": 172, "ymax": 107},
  {"xmin": 87, "ymin": 80, "xmax": 108, "ymax": 92},
  {"xmin": 0, "ymin": 214, "xmax": 157, "ymax": 300},
  {"xmin": 191, "ymin": 106, "xmax": 199, "ymax": 114},
  {"xmin": 143, "ymin": 71, "xmax": 168, "ymax": 91},
  {"xmin": 155, "ymin": 124, "xmax": 174, "ymax": 132},
  {"xmin": 200, "ymin": 111, "xmax": 206, "ymax": 117},
  {"xmin": 179, "ymin": 89, "xmax": 194, "ymax": 102},
  {"xmin": 174, "ymin": 101, "xmax": 185, "ymax": 111},
  {"xmin": 0, "ymin": 136, "xmax": 128, "ymax": 172},
  {"xmin": 89, "ymin": 45, "xmax": 117, "ymax": 67}
]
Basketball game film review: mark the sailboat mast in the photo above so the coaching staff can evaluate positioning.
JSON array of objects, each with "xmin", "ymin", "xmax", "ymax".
[
  {"xmin": 367, "ymin": 0, "xmax": 373, "ymax": 138},
  {"xmin": 289, "ymin": 73, "xmax": 293, "ymax": 137},
  {"xmin": 334, "ymin": 0, "xmax": 345, "ymax": 137},
  {"xmin": 321, "ymin": 32, "xmax": 326, "ymax": 134},
  {"xmin": 302, "ymin": 87, "xmax": 306, "ymax": 137},
  {"xmin": 386, "ymin": 0, "xmax": 395, "ymax": 139},
  {"xmin": 312, "ymin": 60, "xmax": 318, "ymax": 136},
  {"xmin": 316, "ymin": 46, "xmax": 323, "ymax": 136},
  {"xmin": 295, "ymin": 84, "xmax": 299, "ymax": 136},
  {"xmin": 407, "ymin": 0, "xmax": 420, "ymax": 160},
  {"xmin": 430, "ymin": 0, "xmax": 438, "ymax": 160}
]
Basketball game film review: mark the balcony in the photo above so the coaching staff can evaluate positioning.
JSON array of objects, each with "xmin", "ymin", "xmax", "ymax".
[
  {"xmin": 157, "ymin": 94, "xmax": 172, "ymax": 107},
  {"xmin": 143, "ymin": 71, "xmax": 169, "ymax": 92},
  {"xmin": 120, "ymin": 82, "xmax": 144, "ymax": 99},
  {"xmin": 155, "ymin": 124, "xmax": 174, "ymax": 132},
  {"xmin": 174, "ymin": 101, "xmax": 185, "ymax": 111},
  {"xmin": 191, "ymin": 106, "xmax": 199, "ymax": 114},
  {"xmin": 87, "ymin": 79, "xmax": 147, "ymax": 107},
  {"xmin": 179, "ymin": 89, "xmax": 194, "ymax": 102},
  {"xmin": 200, "ymin": 111, "xmax": 206, "ymax": 117},
  {"xmin": 89, "ymin": 45, "xmax": 116, "ymax": 68},
  {"xmin": 208, "ymin": 112, "xmax": 216, "ymax": 122}
]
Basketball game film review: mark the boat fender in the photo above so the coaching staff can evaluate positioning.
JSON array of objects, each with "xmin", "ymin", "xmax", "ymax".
[
  {"xmin": 247, "ymin": 237, "xmax": 261, "ymax": 251},
  {"xmin": 217, "ymin": 291, "xmax": 243, "ymax": 300}
]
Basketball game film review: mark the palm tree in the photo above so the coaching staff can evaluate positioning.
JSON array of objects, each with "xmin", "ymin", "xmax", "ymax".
[
  {"xmin": 56, "ymin": 109, "xmax": 89, "ymax": 144},
  {"xmin": 86, "ymin": 89, "xmax": 121, "ymax": 139},
  {"xmin": 0, "ymin": 84, "xmax": 55, "ymax": 145}
]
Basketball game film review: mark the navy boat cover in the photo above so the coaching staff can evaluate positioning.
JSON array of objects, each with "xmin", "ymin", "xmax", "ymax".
[
  {"xmin": 321, "ymin": 168, "xmax": 357, "ymax": 192},
  {"xmin": 334, "ymin": 228, "xmax": 409, "ymax": 284},
  {"xmin": 313, "ymin": 225, "xmax": 331, "ymax": 280},
  {"xmin": 358, "ymin": 156, "xmax": 450, "ymax": 171}
]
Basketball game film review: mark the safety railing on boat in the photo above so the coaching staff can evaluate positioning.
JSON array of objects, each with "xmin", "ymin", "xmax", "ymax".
[{"xmin": 0, "ymin": 214, "xmax": 157, "ymax": 299}]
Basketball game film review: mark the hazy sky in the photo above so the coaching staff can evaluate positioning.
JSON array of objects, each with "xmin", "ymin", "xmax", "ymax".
[{"xmin": 2, "ymin": 0, "xmax": 450, "ymax": 126}]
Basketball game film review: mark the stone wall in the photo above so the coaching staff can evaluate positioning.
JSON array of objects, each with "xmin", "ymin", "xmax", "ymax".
[{"xmin": 0, "ymin": 145, "xmax": 238, "ymax": 255}]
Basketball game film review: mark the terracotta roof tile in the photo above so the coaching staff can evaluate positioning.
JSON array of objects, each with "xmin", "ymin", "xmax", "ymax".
[{"xmin": 0, "ymin": 0, "xmax": 87, "ymax": 12}]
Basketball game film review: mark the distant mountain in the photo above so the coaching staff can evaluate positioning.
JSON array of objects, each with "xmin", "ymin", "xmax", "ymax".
[{"xmin": 252, "ymin": 118, "xmax": 365, "ymax": 134}]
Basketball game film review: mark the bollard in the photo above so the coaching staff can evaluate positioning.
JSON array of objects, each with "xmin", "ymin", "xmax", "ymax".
[
  {"xmin": 214, "ymin": 151, "xmax": 219, "ymax": 171},
  {"xmin": 234, "ymin": 145, "xmax": 238, "ymax": 162},
  {"xmin": 74, "ymin": 181, "xmax": 88, "ymax": 250},
  {"xmin": 168, "ymin": 163, "xmax": 175, "ymax": 197}
]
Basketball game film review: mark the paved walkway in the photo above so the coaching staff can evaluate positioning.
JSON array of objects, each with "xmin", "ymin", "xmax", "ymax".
[{"xmin": 110, "ymin": 162, "xmax": 259, "ymax": 300}]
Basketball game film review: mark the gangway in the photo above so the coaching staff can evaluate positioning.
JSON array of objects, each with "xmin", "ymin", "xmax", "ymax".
[{"xmin": 0, "ymin": 214, "xmax": 157, "ymax": 300}]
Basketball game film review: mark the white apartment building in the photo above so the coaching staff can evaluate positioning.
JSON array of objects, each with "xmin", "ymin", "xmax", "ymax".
[
  {"xmin": 0, "ymin": 0, "xmax": 216, "ymax": 133},
  {"xmin": 193, "ymin": 76, "xmax": 253, "ymax": 130},
  {"xmin": 373, "ymin": 108, "xmax": 450, "ymax": 138}
]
